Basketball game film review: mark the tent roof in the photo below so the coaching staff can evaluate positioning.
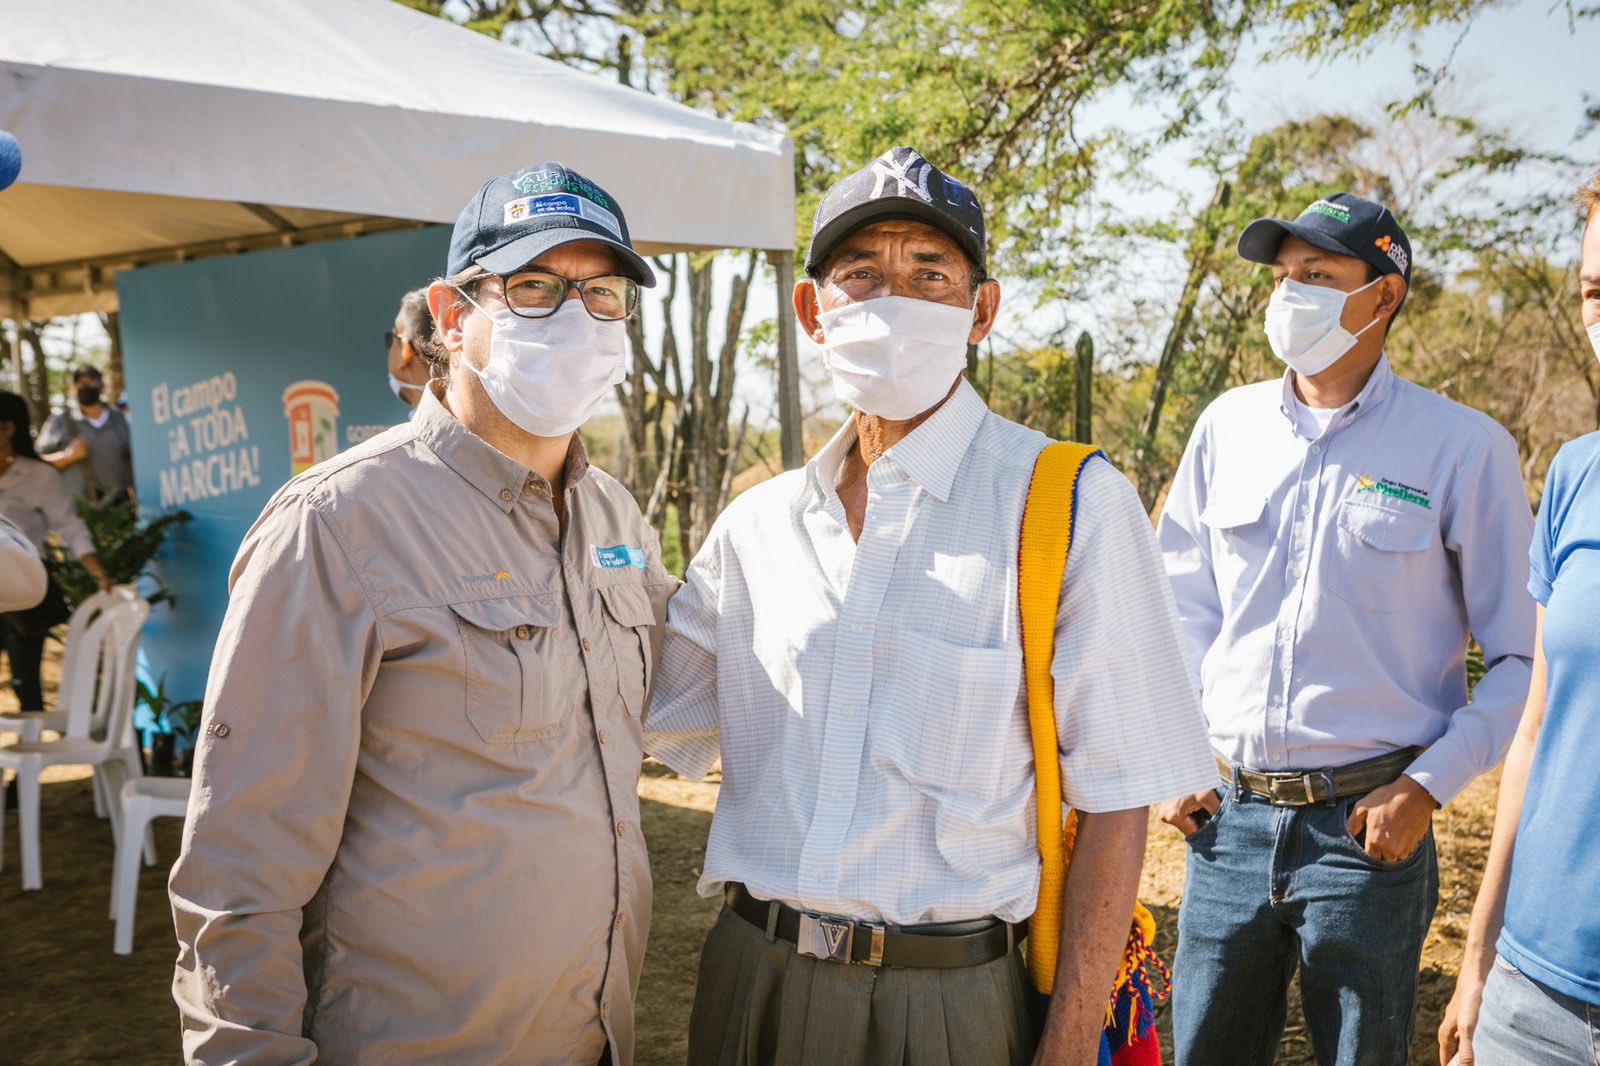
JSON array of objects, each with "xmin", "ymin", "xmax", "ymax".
[{"xmin": 0, "ymin": 0, "xmax": 794, "ymax": 317}]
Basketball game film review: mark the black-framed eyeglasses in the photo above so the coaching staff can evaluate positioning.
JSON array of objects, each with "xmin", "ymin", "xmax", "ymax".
[
  {"xmin": 383, "ymin": 329, "xmax": 402, "ymax": 349},
  {"xmin": 471, "ymin": 269, "xmax": 639, "ymax": 322}
]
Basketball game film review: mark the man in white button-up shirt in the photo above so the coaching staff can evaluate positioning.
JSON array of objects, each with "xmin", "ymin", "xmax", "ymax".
[
  {"xmin": 646, "ymin": 147, "xmax": 1216, "ymax": 1065},
  {"xmin": 1156, "ymin": 193, "xmax": 1535, "ymax": 1065}
]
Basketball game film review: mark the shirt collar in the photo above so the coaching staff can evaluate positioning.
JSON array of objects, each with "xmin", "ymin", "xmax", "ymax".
[
  {"xmin": 1278, "ymin": 353, "xmax": 1396, "ymax": 435},
  {"xmin": 806, "ymin": 378, "xmax": 988, "ymax": 506},
  {"xmin": 412, "ymin": 382, "xmax": 590, "ymax": 513}
]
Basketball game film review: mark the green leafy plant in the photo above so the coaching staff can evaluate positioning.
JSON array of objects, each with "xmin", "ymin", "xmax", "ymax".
[
  {"xmin": 136, "ymin": 675, "xmax": 204, "ymax": 739},
  {"xmin": 47, "ymin": 496, "xmax": 191, "ymax": 608}
]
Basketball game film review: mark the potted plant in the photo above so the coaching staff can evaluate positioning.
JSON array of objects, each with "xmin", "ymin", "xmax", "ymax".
[
  {"xmin": 136, "ymin": 675, "xmax": 203, "ymax": 777},
  {"xmin": 49, "ymin": 496, "xmax": 190, "ymax": 609}
]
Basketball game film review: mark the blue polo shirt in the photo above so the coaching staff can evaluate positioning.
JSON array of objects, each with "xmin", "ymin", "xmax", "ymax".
[{"xmin": 1498, "ymin": 430, "xmax": 1600, "ymax": 1006}]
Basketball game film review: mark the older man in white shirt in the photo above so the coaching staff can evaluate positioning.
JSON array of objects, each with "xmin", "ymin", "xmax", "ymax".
[
  {"xmin": 1156, "ymin": 193, "xmax": 1535, "ymax": 1065},
  {"xmin": 646, "ymin": 147, "xmax": 1216, "ymax": 1066}
]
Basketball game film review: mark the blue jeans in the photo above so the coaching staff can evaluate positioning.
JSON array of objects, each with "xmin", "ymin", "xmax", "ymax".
[
  {"xmin": 1474, "ymin": 953, "xmax": 1600, "ymax": 1065},
  {"xmin": 1171, "ymin": 786, "xmax": 1438, "ymax": 1066}
]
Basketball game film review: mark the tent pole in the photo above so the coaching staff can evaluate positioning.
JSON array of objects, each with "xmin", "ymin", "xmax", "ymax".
[{"xmin": 769, "ymin": 249, "xmax": 804, "ymax": 470}]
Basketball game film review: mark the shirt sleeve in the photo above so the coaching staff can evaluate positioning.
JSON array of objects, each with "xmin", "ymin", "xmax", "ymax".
[
  {"xmin": 1052, "ymin": 459, "xmax": 1218, "ymax": 812},
  {"xmin": 33, "ymin": 461, "xmax": 96, "ymax": 559},
  {"xmin": 34, "ymin": 412, "xmax": 73, "ymax": 455},
  {"xmin": 0, "ymin": 515, "xmax": 46, "ymax": 612},
  {"xmin": 1405, "ymin": 428, "xmax": 1536, "ymax": 806},
  {"xmin": 643, "ymin": 522, "xmax": 725, "ymax": 781},
  {"xmin": 1527, "ymin": 451, "xmax": 1561, "ymax": 606},
  {"xmin": 1154, "ymin": 412, "xmax": 1221, "ymax": 696},
  {"xmin": 169, "ymin": 491, "xmax": 381, "ymax": 1066}
]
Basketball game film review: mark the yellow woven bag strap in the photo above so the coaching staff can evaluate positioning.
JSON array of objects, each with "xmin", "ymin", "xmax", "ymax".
[{"xmin": 1019, "ymin": 440, "xmax": 1102, "ymax": 994}]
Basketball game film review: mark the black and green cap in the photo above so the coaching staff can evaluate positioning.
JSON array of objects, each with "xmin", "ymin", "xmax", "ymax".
[{"xmin": 1238, "ymin": 192, "xmax": 1411, "ymax": 288}]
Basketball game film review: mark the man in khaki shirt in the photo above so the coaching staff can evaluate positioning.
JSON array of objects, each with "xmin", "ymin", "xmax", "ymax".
[{"xmin": 170, "ymin": 163, "xmax": 672, "ymax": 1065}]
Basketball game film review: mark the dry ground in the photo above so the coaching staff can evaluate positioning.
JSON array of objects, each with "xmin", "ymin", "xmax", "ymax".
[{"xmin": 0, "ymin": 646, "xmax": 1496, "ymax": 1065}]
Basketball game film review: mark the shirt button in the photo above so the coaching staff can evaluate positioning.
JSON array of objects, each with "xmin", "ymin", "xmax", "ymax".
[
  {"xmin": 830, "ymin": 788, "xmax": 842, "ymax": 801},
  {"xmin": 615, "ymin": 914, "xmax": 626, "ymax": 929},
  {"xmin": 849, "ymin": 623, "xmax": 863, "ymax": 634},
  {"xmin": 598, "ymin": 729, "xmax": 609, "ymax": 745},
  {"xmin": 500, "ymin": 489, "xmax": 514, "ymax": 502},
  {"xmin": 210, "ymin": 723, "xmax": 230, "ymax": 738},
  {"xmin": 1309, "ymin": 444, "xmax": 1321, "ymax": 455},
  {"xmin": 514, "ymin": 625, "xmax": 531, "ymax": 640},
  {"xmin": 601, "ymin": 1001, "xmax": 610, "ymax": 1020},
  {"xmin": 583, "ymin": 638, "xmax": 593, "ymax": 652},
  {"xmin": 617, "ymin": 821, "xmax": 628, "ymax": 837}
]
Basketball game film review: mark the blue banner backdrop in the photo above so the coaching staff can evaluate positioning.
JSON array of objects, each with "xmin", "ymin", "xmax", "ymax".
[{"xmin": 118, "ymin": 225, "xmax": 452, "ymax": 707}]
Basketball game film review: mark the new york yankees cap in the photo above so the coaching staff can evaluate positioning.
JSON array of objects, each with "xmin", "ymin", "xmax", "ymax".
[
  {"xmin": 804, "ymin": 147, "xmax": 987, "ymax": 279},
  {"xmin": 447, "ymin": 162, "xmax": 656, "ymax": 286},
  {"xmin": 1238, "ymin": 192, "xmax": 1411, "ymax": 290}
]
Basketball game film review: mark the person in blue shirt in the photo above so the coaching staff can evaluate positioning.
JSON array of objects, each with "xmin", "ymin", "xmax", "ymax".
[
  {"xmin": 1156, "ymin": 193, "xmax": 1536, "ymax": 1065},
  {"xmin": 1438, "ymin": 171, "xmax": 1600, "ymax": 1066}
]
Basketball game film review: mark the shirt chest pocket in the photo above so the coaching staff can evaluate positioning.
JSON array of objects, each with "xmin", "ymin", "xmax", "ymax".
[
  {"xmin": 1325, "ymin": 500, "xmax": 1437, "ymax": 614},
  {"xmin": 597, "ymin": 583, "xmax": 656, "ymax": 718},
  {"xmin": 449, "ymin": 596, "xmax": 579, "ymax": 744},
  {"xmin": 872, "ymin": 630, "xmax": 1023, "ymax": 804},
  {"xmin": 1199, "ymin": 492, "xmax": 1270, "ymax": 602}
]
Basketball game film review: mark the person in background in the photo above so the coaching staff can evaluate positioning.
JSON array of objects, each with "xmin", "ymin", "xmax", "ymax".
[
  {"xmin": 0, "ymin": 390, "xmax": 110, "ymax": 711},
  {"xmin": 1437, "ymin": 170, "xmax": 1600, "ymax": 1065},
  {"xmin": 1156, "ymin": 192, "xmax": 1536, "ymax": 1065},
  {"xmin": 386, "ymin": 286, "xmax": 434, "ymax": 415},
  {"xmin": 37, "ymin": 364, "xmax": 135, "ymax": 503}
]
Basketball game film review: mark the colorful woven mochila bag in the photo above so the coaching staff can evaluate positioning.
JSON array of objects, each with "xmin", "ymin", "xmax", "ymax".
[{"xmin": 1019, "ymin": 441, "xmax": 1169, "ymax": 1066}]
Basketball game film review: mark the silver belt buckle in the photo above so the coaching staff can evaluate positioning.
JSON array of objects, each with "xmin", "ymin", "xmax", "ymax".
[{"xmin": 797, "ymin": 912, "xmax": 855, "ymax": 963}]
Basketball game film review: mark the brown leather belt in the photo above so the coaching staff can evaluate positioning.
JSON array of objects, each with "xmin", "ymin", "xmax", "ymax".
[
  {"xmin": 1215, "ymin": 746, "xmax": 1425, "ymax": 807},
  {"xmin": 725, "ymin": 883, "xmax": 1024, "ymax": 969}
]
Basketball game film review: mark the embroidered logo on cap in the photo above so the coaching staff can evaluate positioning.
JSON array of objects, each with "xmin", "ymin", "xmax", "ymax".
[
  {"xmin": 503, "ymin": 193, "xmax": 623, "ymax": 238},
  {"xmin": 1375, "ymin": 234, "xmax": 1408, "ymax": 273},
  {"xmin": 869, "ymin": 150, "xmax": 934, "ymax": 203},
  {"xmin": 1302, "ymin": 199, "xmax": 1353, "ymax": 224}
]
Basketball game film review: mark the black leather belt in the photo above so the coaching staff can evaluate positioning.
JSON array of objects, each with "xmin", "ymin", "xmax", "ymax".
[
  {"xmin": 725, "ymin": 883, "xmax": 1024, "ymax": 969},
  {"xmin": 1216, "ymin": 746, "xmax": 1425, "ymax": 807}
]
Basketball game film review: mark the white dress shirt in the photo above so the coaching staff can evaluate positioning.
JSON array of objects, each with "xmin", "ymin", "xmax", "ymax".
[
  {"xmin": 645, "ymin": 380, "xmax": 1215, "ymax": 925},
  {"xmin": 1156, "ymin": 356, "xmax": 1535, "ymax": 806}
]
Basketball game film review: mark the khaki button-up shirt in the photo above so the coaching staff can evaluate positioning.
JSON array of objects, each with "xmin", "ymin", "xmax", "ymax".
[{"xmin": 171, "ymin": 387, "xmax": 672, "ymax": 1065}]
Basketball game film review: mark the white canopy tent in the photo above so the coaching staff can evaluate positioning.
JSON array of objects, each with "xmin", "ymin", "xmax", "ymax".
[{"xmin": 0, "ymin": 0, "xmax": 803, "ymax": 459}]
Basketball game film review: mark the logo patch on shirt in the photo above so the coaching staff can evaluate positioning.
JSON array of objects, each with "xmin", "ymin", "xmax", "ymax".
[
  {"xmin": 462, "ymin": 570, "xmax": 513, "ymax": 583},
  {"xmin": 591, "ymin": 544, "xmax": 646, "ymax": 570},
  {"xmin": 1356, "ymin": 473, "xmax": 1431, "ymax": 510}
]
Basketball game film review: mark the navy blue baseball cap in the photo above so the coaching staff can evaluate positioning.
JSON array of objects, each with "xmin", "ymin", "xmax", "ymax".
[
  {"xmin": 446, "ymin": 162, "xmax": 656, "ymax": 286},
  {"xmin": 1238, "ymin": 192, "xmax": 1411, "ymax": 288},
  {"xmin": 804, "ymin": 147, "xmax": 987, "ymax": 279}
]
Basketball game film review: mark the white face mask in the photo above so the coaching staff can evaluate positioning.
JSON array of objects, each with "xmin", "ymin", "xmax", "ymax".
[
  {"xmin": 818, "ymin": 295, "xmax": 975, "ymax": 420},
  {"xmin": 456, "ymin": 290, "xmax": 626, "ymax": 438},
  {"xmin": 387, "ymin": 372, "xmax": 424, "ymax": 404},
  {"xmin": 1264, "ymin": 276, "xmax": 1384, "ymax": 378},
  {"xmin": 1586, "ymin": 320, "xmax": 1600, "ymax": 365}
]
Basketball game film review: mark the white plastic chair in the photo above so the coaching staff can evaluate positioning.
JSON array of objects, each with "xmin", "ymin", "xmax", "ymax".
[
  {"xmin": 0, "ymin": 593, "xmax": 150, "ymax": 890},
  {"xmin": 110, "ymin": 775, "xmax": 191, "ymax": 954},
  {"xmin": 0, "ymin": 586, "xmax": 146, "ymax": 817}
]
